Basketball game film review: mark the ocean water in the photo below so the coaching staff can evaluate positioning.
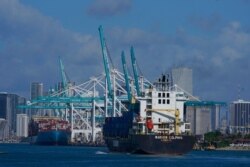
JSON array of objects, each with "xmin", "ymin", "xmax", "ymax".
[{"xmin": 0, "ymin": 143, "xmax": 250, "ymax": 167}]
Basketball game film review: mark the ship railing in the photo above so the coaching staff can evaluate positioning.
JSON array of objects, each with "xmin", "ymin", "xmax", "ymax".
[{"xmin": 157, "ymin": 128, "xmax": 170, "ymax": 131}]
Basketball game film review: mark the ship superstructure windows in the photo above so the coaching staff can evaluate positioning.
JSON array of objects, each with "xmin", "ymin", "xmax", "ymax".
[
  {"xmin": 162, "ymin": 93, "xmax": 165, "ymax": 98},
  {"xmin": 156, "ymin": 91, "xmax": 171, "ymax": 105},
  {"xmin": 167, "ymin": 99, "xmax": 170, "ymax": 104},
  {"xmin": 158, "ymin": 93, "xmax": 161, "ymax": 97}
]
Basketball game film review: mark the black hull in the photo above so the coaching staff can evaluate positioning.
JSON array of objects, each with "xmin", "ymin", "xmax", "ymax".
[{"xmin": 105, "ymin": 134, "xmax": 195, "ymax": 155}]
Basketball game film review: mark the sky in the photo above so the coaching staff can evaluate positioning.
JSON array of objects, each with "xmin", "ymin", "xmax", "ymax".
[{"xmin": 0, "ymin": 0, "xmax": 250, "ymax": 102}]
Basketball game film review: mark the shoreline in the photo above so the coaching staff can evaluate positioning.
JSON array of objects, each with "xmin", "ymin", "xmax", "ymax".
[
  {"xmin": 193, "ymin": 145, "xmax": 250, "ymax": 151},
  {"xmin": 216, "ymin": 146, "xmax": 250, "ymax": 151}
]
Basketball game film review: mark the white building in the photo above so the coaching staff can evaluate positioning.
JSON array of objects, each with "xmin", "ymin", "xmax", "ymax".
[
  {"xmin": 229, "ymin": 100, "xmax": 250, "ymax": 134},
  {"xmin": 16, "ymin": 114, "xmax": 29, "ymax": 137},
  {"xmin": 0, "ymin": 93, "xmax": 26, "ymax": 138},
  {"xmin": 171, "ymin": 67, "xmax": 193, "ymax": 95},
  {"xmin": 30, "ymin": 82, "xmax": 43, "ymax": 100},
  {"xmin": 185, "ymin": 101, "xmax": 224, "ymax": 135},
  {"xmin": 30, "ymin": 82, "xmax": 43, "ymax": 117},
  {"xmin": 0, "ymin": 118, "xmax": 7, "ymax": 140}
]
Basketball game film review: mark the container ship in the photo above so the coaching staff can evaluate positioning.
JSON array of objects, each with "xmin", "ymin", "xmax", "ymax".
[
  {"xmin": 103, "ymin": 75, "xmax": 196, "ymax": 155},
  {"xmin": 29, "ymin": 116, "xmax": 71, "ymax": 145}
]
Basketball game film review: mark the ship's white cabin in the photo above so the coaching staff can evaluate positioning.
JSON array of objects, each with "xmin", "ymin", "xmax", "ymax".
[{"xmin": 136, "ymin": 86, "xmax": 190, "ymax": 135}]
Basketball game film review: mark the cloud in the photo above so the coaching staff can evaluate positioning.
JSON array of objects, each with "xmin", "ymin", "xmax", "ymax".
[
  {"xmin": 103, "ymin": 23, "xmax": 250, "ymax": 102},
  {"xmin": 87, "ymin": 0, "xmax": 132, "ymax": 18},
  {"xmin": 0, "ymin": 0, "xmax": 101, "ymax": 97},
  {"xmin": 1, "ymin": 0, "xmax": 250, "ymax": 103},
  {"xmin": 188, "ymin": 13, "xmax": 222, "ymax": 31},
  {"xmin": 212, "ymin": 22, "xmax": 250, "ymax": 66}
]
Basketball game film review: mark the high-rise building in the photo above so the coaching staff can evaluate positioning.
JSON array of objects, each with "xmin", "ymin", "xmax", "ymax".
[
  {"xmin": 56, "ymin": 81, "xmax": 76, "ymax": 96},
  {"xmin": 30, "ymin": 82, "xmax": 43, "ymax": 100},
  {"xmin": 229, "ymin": 100, "xmax": 250, "ymax": 134},
  {"xmin": 0, "ymin": 118, "xmax": 7, "ymax": 140},
  {"xmin": 30, "ymin": 82, "xmax": 43, "ymax": 117},
  {"xmin": 171, "ymin": 67, "xmax": 193, "ymax": 95},
  {"xmin": 16, "ymin": 114, "xmax": 29, "ymax": 137},
  {"xmin": 185, "ymin": 101, "xmax": 224, "ymax": 135},
  {"xmin": 0, "ymin": 93, "xmax": 26, "ymax": 138}
]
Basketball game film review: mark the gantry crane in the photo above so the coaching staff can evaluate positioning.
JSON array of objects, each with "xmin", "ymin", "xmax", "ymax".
[
  {"xmin": 121, "ymin": 51, "xmax": 132, "ymax": 102},
  {"xmin": 98, "ymin": 25, "xmax": 130, "ymax": 117},
  {"xmin": 98, "ymin": 25, "xmax": 113, "ymax": 98},
  {"xmin": 130, "ymin": 46, "xmax": 142, "ymax": 97}
]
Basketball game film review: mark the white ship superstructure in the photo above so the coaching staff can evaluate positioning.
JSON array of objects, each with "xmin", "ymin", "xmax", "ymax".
[{"xmin": 135, "ymin": 75, "xmax": 191, "ymax": 135}]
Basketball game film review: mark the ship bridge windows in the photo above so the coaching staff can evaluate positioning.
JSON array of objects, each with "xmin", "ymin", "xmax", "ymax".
[
  {"xmin": 167, "ymin": 93, "xmax": 170, "ymax": 98},
  {"xmin": 158, "ymin": 93, "xmax": 161, "ymax": 97},
  {"xmin": 158, "ymin": 92, "xmax": 169, "ymax": 98},
  {"xmin": 159, "ymin": 99, "xmax": 170, "ymax": 104},
  {"xmin": 162, "ymin": 93, "xmax": 165, "ymax": 98},
  {"xmin": 157, "ymin": 92, "xmax": 170, "ymax": 105}
]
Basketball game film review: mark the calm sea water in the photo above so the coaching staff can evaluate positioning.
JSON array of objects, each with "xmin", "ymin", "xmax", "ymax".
[{"xmin": 0, "ymin": 143, "xmax": 250, "ymax": 167}]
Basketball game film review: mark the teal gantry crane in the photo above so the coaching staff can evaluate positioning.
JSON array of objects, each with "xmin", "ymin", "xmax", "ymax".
[
  {"xmin": 98, "ymin": 25, "xmax": 113, "ymax": 98},
  {"xmin": 121, "ymin": 51, "xmax": 132, "ymax": 102},
  {"xmin": 59, "ymin": 56, "xmax": 70, "ymax": 96},
  {"xmin": 98, "ymin": 25, "xmax": 128, "ymax": 117},
  {"xmin": 130, "ymin": 46, "xmax": 141, "ymax": 97}
]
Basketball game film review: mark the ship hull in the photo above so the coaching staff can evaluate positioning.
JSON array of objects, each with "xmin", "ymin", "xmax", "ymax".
[
  {"xmin": 105, "ymin": 134, "xmax": 195, "ymax": 155},
  {"xmin": 35, "ymin": 130, "xmax": 70, "ymax": 145}
]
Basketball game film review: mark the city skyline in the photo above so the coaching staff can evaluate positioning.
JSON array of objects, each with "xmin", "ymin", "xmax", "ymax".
[{"xmin": 0, "ymin": 0, "xmax": 250, "ymax": 102}]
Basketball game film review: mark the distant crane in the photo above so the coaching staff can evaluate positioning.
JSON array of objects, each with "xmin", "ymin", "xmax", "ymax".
[
  {"xmin": 121, "ymin": 51, "xmax": 132, "ymax": 102},
  {"xmin": 130, "ymin": 46, "xmax": 141, "ymax": 97},
  {"xmin": 98, "ymin": 25, "xmax": 129, "ymax": 117},
  {"xmin": 59, "ymin": 56, "xmax": 71, "ymax": 97},
  {"xmin": 98, "ymin": 25, "xmax": 113, "ymax": 98},
  {"xmin": 59, "ymin": 57, "xmax": 67, "ymax": 90}
]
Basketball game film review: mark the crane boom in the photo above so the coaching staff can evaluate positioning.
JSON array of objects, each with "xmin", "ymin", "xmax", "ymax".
[
  {"xmin": 98, "ymin": 25, "xmax": 113, "ymax": 97},
  {"xmin": 121, "ymin": 51, "xmax": 132, "ymax": 102},
  {"xmin": 59, "ymin": 56, "xmax": 68, "ymax": 91},
  {"xmin": 130, "ymin": 46, "xmax": 141, "ymax": 97}
]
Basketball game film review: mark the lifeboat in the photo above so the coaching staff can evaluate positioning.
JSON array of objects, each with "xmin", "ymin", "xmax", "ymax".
[{"xmin": 146, "ymin": 118, "xmax": 153, "ymax": 130}]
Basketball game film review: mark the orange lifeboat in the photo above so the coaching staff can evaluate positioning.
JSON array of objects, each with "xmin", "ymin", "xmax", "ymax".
[{"xmin": 146, "ymin": 118, "xmax": 153, "ymax": 130}]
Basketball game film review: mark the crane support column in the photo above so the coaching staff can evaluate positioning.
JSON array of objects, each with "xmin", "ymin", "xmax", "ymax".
[{"xmin": 92, "ymin": 80, "xmax": 96, "ymax": 142}]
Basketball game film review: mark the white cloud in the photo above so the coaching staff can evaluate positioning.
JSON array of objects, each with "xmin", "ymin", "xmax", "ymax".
[
  {"xmin": 189, "ymin": 13, "xmax": 222, "ymax": 31},
  {"xmin": 87, "ymin": 0, "xmax": 132, "ymax": 18},
  {"xmin": 1, "ymin": 1, "xmax": 250, "ymax": 102},
  {"xmin": 104, "ymin": 23, "xmax": 250, "ymax": 101},
  {"xmin": 0, "ymin": 0, "xmax": 101, "ymax": 97}
]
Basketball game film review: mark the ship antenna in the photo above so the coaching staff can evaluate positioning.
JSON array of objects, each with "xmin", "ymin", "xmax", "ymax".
[{"xmin": 238, "ymin": 84, "xmax": 241, "ymax": 100}]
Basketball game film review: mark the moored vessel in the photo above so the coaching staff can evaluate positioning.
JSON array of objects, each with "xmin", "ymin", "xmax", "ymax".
[
  {"xmin": 29, "ymin": 116, "xmax": 71, "ymax": 145},
  {"xmin": 103, "ymin": 74, "xmax": 196, "ymax": 155}
]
